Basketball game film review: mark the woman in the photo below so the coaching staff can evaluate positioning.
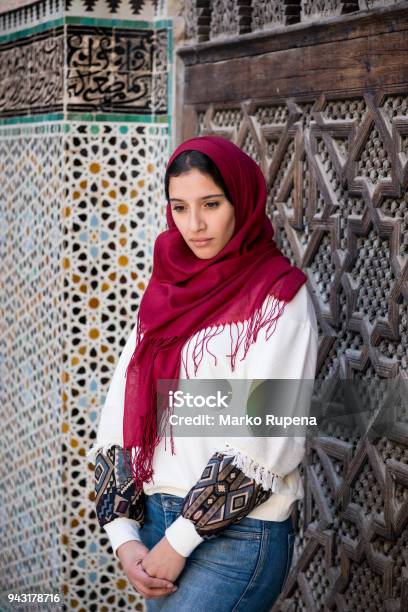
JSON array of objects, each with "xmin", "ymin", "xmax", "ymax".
[{"xmin": 87, "ymin": 135, "xmax": 318, "ymax": 611}]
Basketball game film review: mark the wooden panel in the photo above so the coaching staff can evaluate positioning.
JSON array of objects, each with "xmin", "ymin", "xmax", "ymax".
[
  {"xmin": 177, "ymin": 4, "xmax": 408, "ymax": 610},
  {"xmin": 178, "ymin": 4, "xmax": 408, "ymax": 64},
  {"xmin": 182, "ymin": 22, "xmax": 408, "ymax": 103}
]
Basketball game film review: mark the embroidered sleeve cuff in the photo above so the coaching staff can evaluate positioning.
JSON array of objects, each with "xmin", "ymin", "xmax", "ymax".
[
  {"xmin": 103, "ymin": 517, "xmax": 142, "ymax": 558},
  {"xmin": 165, "ymin": 515, "xmax": 204, "ymax": 557},
  {"xmin": 87, "ymin": 442, "xmax": 123, "ymax": 464}
]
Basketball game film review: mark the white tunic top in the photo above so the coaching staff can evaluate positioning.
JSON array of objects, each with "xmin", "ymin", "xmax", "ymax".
[{"xmin": 87, "ymin": 283, "xmax": 319, "ymax": 556}]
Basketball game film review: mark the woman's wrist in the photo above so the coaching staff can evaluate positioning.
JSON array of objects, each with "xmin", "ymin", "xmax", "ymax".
[{"xmin": 117, "ymin": 540, "xmax": 148, "ymax": 565}]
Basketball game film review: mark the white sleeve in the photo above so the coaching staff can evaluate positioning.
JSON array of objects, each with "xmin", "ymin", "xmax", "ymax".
[
  {"xmin": 86, "ymin": 322, "xmax": 144, "ymax": 557},
  {"xmin": 86, "ymin": 322, "xmax": 138, "ymax": 463}
]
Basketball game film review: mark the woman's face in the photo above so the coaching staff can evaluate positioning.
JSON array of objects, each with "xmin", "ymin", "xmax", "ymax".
[{"xmin": 169, "ymin": 168, "xmax": 235, "ymax": 260}]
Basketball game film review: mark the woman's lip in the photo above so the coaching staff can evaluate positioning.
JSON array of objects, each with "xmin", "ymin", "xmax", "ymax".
[{"xmin": 190, "ymin": 238, "xmax": 213, "ymax": 246}]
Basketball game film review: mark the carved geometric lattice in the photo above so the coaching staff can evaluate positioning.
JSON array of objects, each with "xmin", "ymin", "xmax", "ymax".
[
  {"xmin": 192, "ymin": 89, "xmax": 408, "ymax": 610},
  {"xmin": 251, "ymin": 0, "xmax": 285, "ymax": 30},
  {"xmin": 182, "ymin": 0, "xmax": 396, "ymax": 42}
]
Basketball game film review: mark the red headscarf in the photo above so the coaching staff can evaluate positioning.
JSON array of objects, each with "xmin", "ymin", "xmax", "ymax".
[{"xmin": 123, "ymin": 135, "xmax": 306, "ymax": 487}]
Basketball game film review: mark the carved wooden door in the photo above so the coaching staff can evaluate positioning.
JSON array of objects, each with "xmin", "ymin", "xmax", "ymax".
[{"xmin": 176, "ymin": 3, "xmax": 408, "ymax": 610}]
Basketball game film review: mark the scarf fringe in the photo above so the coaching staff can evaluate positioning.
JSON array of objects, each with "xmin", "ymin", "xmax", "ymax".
[
  {"xmin": 183, "ymin": 292, "xmax": 287, "ymax": 378},
  {"xmin": 124, "ymin": 334, "xmax": 179, "ymax": 487},
  {"xmin": 219, "ymin": 442, "xmax": 280, "ymax": 493}
]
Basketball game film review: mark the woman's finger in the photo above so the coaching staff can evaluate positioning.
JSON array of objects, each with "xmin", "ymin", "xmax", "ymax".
[
  {"xmin": 133, "ymin": 582, "xmax": 177, "ymax": 599},
  {"xmin": 137, "ymin": 588, "xmax": 173, "ymax": 599},
  {"xmin": 133, "ymin": 561, "xmax": 176, "ymax": 590},
  {"xmin": 140, "ymin": 573, "xmax": 176, "ymax": 590}
]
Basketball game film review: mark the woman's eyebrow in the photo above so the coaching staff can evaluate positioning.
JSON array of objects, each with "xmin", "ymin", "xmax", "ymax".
[{"xmin": 169, "ymin": 194, "xmax": 224, "ymax": 202}]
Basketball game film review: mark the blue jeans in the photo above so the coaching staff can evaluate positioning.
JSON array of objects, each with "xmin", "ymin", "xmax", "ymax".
[{"xmin": 138, "ymin": 493, "xmax": 295, "ymax": 612}]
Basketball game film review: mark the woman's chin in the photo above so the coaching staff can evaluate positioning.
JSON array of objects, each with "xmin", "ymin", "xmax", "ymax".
[{"xmin": 191, "ymin": 245, "xmax": 220, "ymax": 259}]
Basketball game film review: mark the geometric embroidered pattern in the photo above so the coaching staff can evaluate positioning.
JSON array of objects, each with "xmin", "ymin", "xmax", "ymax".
[
  {"xmin": 181, "ymin": 452, "xmax": 274, "ymax": 539},
  {"xmin": 94, "ymin": 445, "xmax": 145, "ymax": 528}
]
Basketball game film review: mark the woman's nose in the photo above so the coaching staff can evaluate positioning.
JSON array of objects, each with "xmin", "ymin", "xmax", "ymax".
[{"xmin": 188, "ymin": 210, "xmax": 206, "ymax": 232}]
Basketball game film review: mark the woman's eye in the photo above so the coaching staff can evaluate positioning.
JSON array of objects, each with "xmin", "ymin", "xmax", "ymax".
[{"xmin": 172, "ymin": 201, "xmax": 220, "ymax": 212}]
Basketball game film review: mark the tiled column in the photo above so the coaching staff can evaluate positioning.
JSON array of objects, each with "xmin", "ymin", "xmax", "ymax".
[{"xmin": 0, "ymin": 1, "xmax": 175, "ymax": 609}]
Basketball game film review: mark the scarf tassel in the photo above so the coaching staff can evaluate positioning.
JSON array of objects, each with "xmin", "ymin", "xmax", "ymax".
[
  {"xmin": 219, "ymin": 442, "xmax": 281, "ymax": 493},
  {"xmin": 123, "ymin": 332, "xmax": 180, "ymax": 488},
  {"xmin": 184, "ymin": 292, "xmax": 287, "ymax": 378}
]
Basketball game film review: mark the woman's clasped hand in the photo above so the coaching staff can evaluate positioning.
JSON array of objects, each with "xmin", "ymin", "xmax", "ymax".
[{"xmin": 117, "ymin": 537, "xmax": 186, "ymax": 599}]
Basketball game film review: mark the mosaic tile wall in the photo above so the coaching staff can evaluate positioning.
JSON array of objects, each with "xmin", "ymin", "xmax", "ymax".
[
  {"xmin": 0, "ymin": 0, "xmax": 174, "ymax": 610},
  {"xmin": 63, "ymin": 121, "xmax": 169, "ymax": 611},
  {"xmin": 0, "ymin": 121, "xmax": 66, "ymax": 609}
]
